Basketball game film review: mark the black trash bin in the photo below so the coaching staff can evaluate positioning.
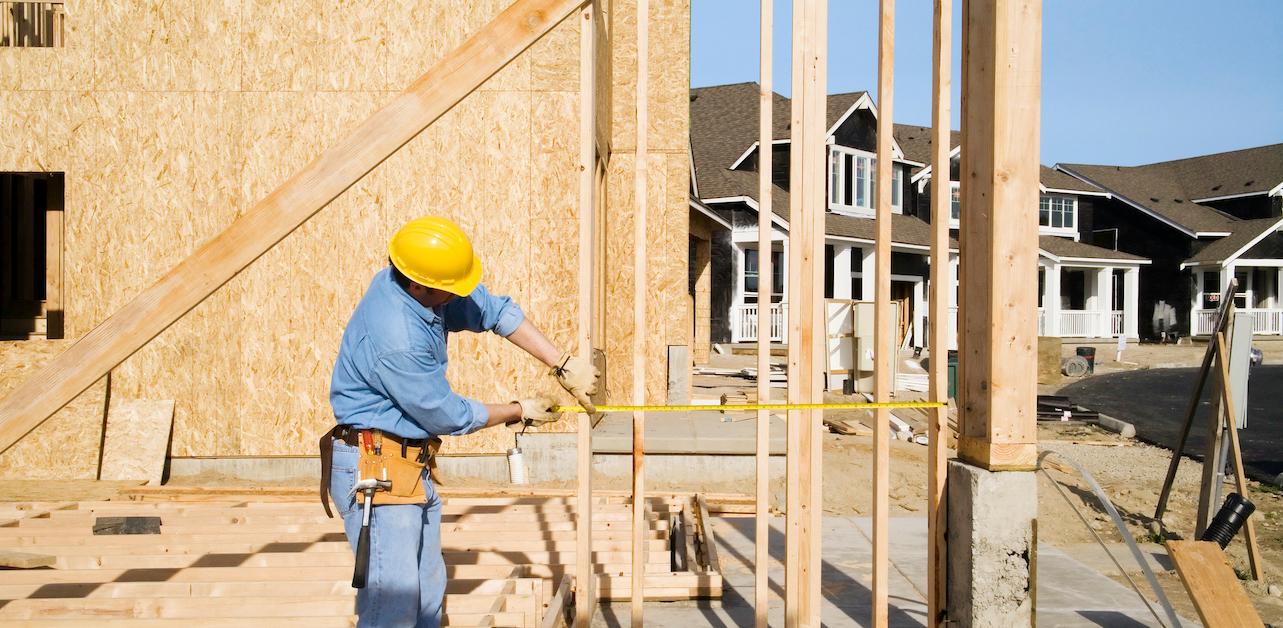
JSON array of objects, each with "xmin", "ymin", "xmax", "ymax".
[
  {"xmin": 1075, "ymin": 346, "xmax": 1096, "ymax": 374},
  {"xmin": 947, "ymin": 350, "xmax": 958, "ymax": 398}
]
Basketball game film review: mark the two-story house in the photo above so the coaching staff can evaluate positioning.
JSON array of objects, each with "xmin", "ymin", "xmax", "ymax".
[
  {"xmin": 1058, "ymin": 144, "xmax": 1283, "ymax": 338},
  {"xmin": 689, "ymin": 82, "xmax": 1149, "ymax": 356}
]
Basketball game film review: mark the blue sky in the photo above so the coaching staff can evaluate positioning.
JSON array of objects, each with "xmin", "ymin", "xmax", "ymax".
[{"xmin": 690, "ymin": 0, "xmax": 1283, "ymax": 166}]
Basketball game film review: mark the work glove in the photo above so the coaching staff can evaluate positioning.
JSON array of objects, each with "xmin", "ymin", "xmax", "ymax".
[
  {"xmin": 551, "ymin": 353, "xmax": 600, "ymax": 414},
  {"xmin": 506, "ymin": 397, "xmax": 562, "ymax": 431}
]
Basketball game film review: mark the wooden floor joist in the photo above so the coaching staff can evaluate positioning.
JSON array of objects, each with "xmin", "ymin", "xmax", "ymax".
[{"xmin": 0, "ymin": 492, "xmax": 722, "ymax": 625}]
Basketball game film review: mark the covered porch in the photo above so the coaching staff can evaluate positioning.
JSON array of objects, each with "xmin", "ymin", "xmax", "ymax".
[
  {"xmin": 1189, "ymin": 265, "xmax": 1283, "ymax": 336},
  {"xmin": 1184, "ymin": 218, "xmax": 1283, "ymax": 336},
  {"xmin": 1037, "ymin": 251, "xmax": 1146, "ymax": 339},
  {"xmin": 728, "ymin": 234, "xmax": 956, "ymax": 350}
]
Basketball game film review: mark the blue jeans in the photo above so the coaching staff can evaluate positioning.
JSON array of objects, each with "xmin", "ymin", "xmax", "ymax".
[{"xmin": 330, "ymin": 440, "xmax": 445, "ymax": 628}]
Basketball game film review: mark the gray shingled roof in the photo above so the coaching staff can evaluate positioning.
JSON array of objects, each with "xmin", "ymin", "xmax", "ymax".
[
  {"xmin": 690, "ymin": 83, "xmax": 946, "ymax": 248},
  {"xmin": 1040, "ymin": 165, "xmax": 1104, "ymax": 194},
  {"xmin": 1151, "ymin": 143, "xmax": 1283, "ymax": 200},
  {"xmin": 1038, "ymin": 235, "xmax": 1147, "ymax": 262},
  {"xmin": 1184, "ymin": 218, "xmax": 1283, "ymax": 265},
  {"xmin": 892, "ymin": 123, "xmax": 959, "ymax": 170},
  {"xmin": 1056, "ymin": 163, "xmax": 1238, "ymax": 235}
]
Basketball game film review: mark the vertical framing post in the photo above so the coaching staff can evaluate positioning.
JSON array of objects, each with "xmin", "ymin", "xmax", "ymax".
[
  {"xmin": 873, "ymin": 0, "xmax": 895, "ymax": 625},
  {"xmin": 785, "ymin": 0, "xmax": 826, "ymax": 624},
  {"xmin": 575, "ymin": 2, "xmax": 597, "ymax": 625},
  {"xmin": 754, "ymin": 1, "xmax": 773, "ymax": 626},
  {"xmin": 631, "ymin": 0, "xmax": 649, "ymax": 624},
  {"xmin": 927, "ymin": 0, "xmax": 952, "ymax": 624},
  {"xmin": 956, "ymin": 0, "xmax": 1041, "ymax": 473}
]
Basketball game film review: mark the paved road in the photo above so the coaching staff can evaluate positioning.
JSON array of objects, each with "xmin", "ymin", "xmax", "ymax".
[{"xmin": 1060, "ymin": 365, "xmax": 1283, "ymax": 483}]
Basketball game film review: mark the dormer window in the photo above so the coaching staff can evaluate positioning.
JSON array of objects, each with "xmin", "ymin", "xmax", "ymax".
[
  {"xmin": 828, "ymin": 146, "xmax": 901, "ymax": 217},
  {"xmin": 1039, "ymin": 194, "xmax": 1076, "ymax": 237}
]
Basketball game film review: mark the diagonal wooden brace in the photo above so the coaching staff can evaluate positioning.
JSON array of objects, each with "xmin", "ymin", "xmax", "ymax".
[{"xmin": 0, "ymin": 0, "xmax": 586, "ymax": 455}]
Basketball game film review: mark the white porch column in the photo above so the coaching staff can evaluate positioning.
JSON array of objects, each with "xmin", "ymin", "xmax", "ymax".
[
  {"xmin": 1097, "ymin": 267, "xmax": 1114, "ymax": 337},
  {"xmin": 861, "ymin": 246, "xmax": 875, "ymax": 302},
  {"xmin": 1191, "ymin": 268, "xmax": 1204, "ymax": 334},
  {"xmin": 780, "ymin": 239, "xmax": 790, "ymax": 333},
  {"xmin": 1221, "ymin": 263, "xmax": 1235, "ymax": 294},
  {"xmin": 913, "ymin": 278, "xmax": 926, "ymax": 348},
  {"xmin": 1124, "ymin": 267, "xmax": 1140, "ymax": 339},
  {"xmin": 833, "ymin": 243, "xmax": 853, "ymax": 299},
  {"xmin": 1045, "ymin": 263, "xmax": 1061, "ymax": 336}
]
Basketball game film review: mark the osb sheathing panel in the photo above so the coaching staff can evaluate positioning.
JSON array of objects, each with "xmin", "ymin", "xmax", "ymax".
[
  {"xmin": 602, "ymin": 153, "xmax": 691, "ymax": 403},
  {"xmin": 608, "ymin": 0, "xmax": 690, "ymax": 153},
  {"xmin": 0, "ymin": 0, "xmax": 687, "ymax": 456},
  {"xmin": 0, "ymin": 341, "xmax": 107, "ymax": 479}
]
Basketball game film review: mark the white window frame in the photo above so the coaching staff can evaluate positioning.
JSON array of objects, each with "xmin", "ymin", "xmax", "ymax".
[
  {"xmin": 828, "ymin": 146, "xmax": 901, "ymax": 217},
  {"xmin": 1039, "ymin": 193, "xmax": 1077, "ymax": 238},
  {"xmin": 949, "ymin": 181, "xmax": 960, "ymax": 228},
  {"xmin": 742, "ymin": 246, "xmax": 784, "ymax": 302}
]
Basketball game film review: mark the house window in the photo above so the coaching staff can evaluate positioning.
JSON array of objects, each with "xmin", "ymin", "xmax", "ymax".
[
  {"xmin": 1039, "ymin": 194, "xmax": 1076, "ymax": 233},
  {"xmin": 1, "ymin": 2, "xmax": 65, "ymax": 47},
  {"xmin": 1201, "ymin": 270, "xmax": 1220, "ymax": 309},
  {"xmin": 949, "ymin": 182, "xmax": 961, "ymax": 225},
  {"xmin": 828, "ymin": 146, "xmax": 901, "ymax": 216},
  {"xmin": 743, "ymin": 248, "xmax": 783, "ymax": 302},
  {"xmin": 2, "ymin": 172, "xmax": 64, "ymax": 339}
]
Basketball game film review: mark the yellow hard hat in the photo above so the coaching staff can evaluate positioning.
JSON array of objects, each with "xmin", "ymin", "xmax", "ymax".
[{"xmin": 387, "ymin": 216, "xmax": 483, "ymax": 297}]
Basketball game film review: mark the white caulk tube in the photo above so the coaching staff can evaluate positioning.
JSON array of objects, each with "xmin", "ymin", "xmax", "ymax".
[{"xmin": 507, "ymin": 447, "xmax": 528, "ymax": 485}]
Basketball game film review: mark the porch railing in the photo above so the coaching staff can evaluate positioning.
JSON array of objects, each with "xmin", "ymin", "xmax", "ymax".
[
  {"xmin": 1193, "ymin": 308, "xmax": 1283, "ymax": 336},
  {"xmin": 1038, "ymin": 309, "xmax": 1125, "ymax": 337},
  {"xmin": 731, "ymin": 303, "xmax": 787, "ymax": 342}
]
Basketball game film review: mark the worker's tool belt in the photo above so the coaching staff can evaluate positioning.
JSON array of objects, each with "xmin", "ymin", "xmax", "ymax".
[{"xmin": 319, "ymin": 425, "xmax": 441, "ymax": 517}]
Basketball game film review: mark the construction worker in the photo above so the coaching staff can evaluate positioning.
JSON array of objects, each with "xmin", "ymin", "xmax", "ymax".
[{"xmin": 321, "ymin": 216, "xmax": 599, "ymax": 627}]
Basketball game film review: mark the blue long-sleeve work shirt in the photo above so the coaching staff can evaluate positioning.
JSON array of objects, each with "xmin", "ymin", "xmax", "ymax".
[{"xmin": 329, "ymin": 267, "xmax": 525, "ymax": 439}]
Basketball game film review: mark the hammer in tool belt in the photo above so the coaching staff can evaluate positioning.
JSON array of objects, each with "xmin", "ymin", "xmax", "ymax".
[{"xmin": 350, "ymin": 475, "xmax": 391, "ymax": 588}]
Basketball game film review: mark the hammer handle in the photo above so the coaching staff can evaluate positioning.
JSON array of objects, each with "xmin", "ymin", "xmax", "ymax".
[{"xmin": 353, "ymin": 524, "xmax": 371, "ymax": 588}]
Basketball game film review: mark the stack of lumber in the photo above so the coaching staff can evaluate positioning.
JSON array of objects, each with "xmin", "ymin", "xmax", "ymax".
[{"xmin": 0, "ymin": 489, "xmax": 723, "ymax": 626}]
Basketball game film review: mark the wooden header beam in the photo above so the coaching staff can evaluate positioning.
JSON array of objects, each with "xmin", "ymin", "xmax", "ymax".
[
  {"xmin": 957, "ymin": 0, "xmax": 1041, "ymax": 470},
  {"xmin": 0, "ymin": 0, "xmax": 586, "ymax": 455}
]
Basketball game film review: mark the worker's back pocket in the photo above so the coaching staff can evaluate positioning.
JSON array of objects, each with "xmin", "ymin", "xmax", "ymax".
[{"xmin": 330, "ymin": 445, "xmax": 359, "ymax": 517}]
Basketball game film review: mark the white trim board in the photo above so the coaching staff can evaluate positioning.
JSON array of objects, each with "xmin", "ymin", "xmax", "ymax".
[
  {"xmin": 728, "ymin": 138, "xmax": 791, "ymax": 171},
  {"xmin": 1191, "ymin": 190, "xmax": 1271, "ymax": 204},
  {"xmin": 1054, "ymin": 166, "xmax": 1216, "ymax": 238},
  {"xmin": 689, "ymin": 197, "xmax": 733, "ymax": 230},
  {"xmin": 1178, "ymin": 216, "xmax": 1283, "ymax": 269}
]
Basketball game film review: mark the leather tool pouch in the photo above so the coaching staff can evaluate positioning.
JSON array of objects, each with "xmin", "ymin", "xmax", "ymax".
[{"xmin": 356, "ymin": 436, "xmax": 441, "ymax": 506}]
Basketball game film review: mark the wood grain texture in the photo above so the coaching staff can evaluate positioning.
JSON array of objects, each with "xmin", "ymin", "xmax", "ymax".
[
  {"xmin": 956, "ymin": 0, "xmax": 1041, "ymax": 471},
  {"xmin": 927, "ymin": 1, "xmax": 953, "ymax": 624},
  {"xmin": 631, "ymin": 0, "xmax": 649, "ymax": 622},
  {"xmin": 755, "ymin": 1, "xmax": 773, "ymax": 625},
  {"xmin": 98, "ymin": 399, "xmax": 174, "ymax": 485},
  {"xmin": 785, "ymin": 1, "xmax": 825, "ymax": 624},
  {"xmin": 0, "ymin": 0, "xmax": 584, "ymax": 457},
  {"xmin": 0, "ymin": 341, "xmax": 106, "ymax": 480},
  {"xmin": 575, "ymin": 4, "xmax": 597, "ymax": 625},
  {"xmin": 1166, "ymin": 540, "xmax": 1264, "ymax": 628},
  {"xmin": 873, "ymin": 1, "xmax": 894, "ymax": 625}
]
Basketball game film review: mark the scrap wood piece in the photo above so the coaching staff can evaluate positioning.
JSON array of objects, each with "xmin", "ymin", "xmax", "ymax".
[
  {"xmin": 0, "ymin": 549, "xmax": 55, "ymax": 568},
  {"xmin": 0, "ymin": 0, "xmax": 586, "ymax": 457},
  {"xmin": 1166, "ymin": 540, "xmax": 1264, "ymax": 628},
  {"xmin": 98, "ymin": 399, "xmax": 175, "ymax": 485}
]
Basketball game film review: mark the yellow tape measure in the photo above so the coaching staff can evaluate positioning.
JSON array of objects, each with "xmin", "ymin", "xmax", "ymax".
[{"xmin": 552, "ymin": 401, "xmax": 946, "ymax": 413}]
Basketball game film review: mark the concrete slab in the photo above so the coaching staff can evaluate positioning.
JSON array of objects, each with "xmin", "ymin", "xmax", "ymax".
[
  {"xmin": 592, "ymin": 516, "xmax": 1191, "ymax": 627},
  {"xmin": 591, "ymin": 411, "xmax": 789, "ymax": 455}
]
